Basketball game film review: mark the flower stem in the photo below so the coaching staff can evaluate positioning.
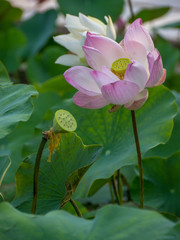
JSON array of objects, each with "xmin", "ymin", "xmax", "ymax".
[
  {"xmin": 109, "ymin": 180, "xmax": 115, "ymax": 203},
  {"xmin": 31, "ymin": 134, "xmax": 48, "ymax": 214},
  {"xmin": 117, "ymin": 169, "xmax": 123, "ymax": 205},
  {"xmin": 128, "ymin": 0, "xmax": 135, "ymax": 21},
  {"xmin": 69, "ymin": 198, "xmax": 82, "ymax": 217},
  {"xmin": 131, "ymin": 110, "xmax": 144, "ymax": 209},
  {"xmin": 111, "ymin": 174, "xmax": 121, "ymax": 205}
]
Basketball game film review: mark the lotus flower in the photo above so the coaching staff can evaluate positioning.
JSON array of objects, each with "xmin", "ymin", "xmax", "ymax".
[
  {"xmin": 64, "ymin": 19, "xmax": 166, "ymax": 110},
  {"xmin": 54, "ymin": 13, "xmax": 116, "ymax": 67}
]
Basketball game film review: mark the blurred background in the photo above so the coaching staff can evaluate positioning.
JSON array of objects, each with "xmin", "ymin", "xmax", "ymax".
[{"xmin": 1, "ymin": 0, "xmax": 179, "ymax": 90}]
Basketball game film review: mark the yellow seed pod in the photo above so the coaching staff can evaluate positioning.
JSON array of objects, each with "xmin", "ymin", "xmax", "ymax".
[
  {"xmin": 52, "ymin": 109, "xmax": 77, "ymax": 133},
  {"xmin": 111, "ymin": 58, "xmax": 131, "ymax": 80},
  {"xmin": 48, "ymin": 110, "xmax": 77, "ymax": 162}
]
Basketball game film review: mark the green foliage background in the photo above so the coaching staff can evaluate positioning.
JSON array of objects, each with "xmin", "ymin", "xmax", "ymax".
[{"xmin": 0, "ymin": 0, "xmax": 180, "ymax": 239}]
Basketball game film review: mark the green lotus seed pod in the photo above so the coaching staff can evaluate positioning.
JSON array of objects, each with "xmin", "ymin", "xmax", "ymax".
[
  {"xmin": 111, "ymin": 58, "xmax": 131, "ymax": 80},
  {"xmin": 52, "ymin": 110, "xmax": 77, "ymax": 133}
]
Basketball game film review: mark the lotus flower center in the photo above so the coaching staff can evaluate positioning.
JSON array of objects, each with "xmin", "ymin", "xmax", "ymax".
[{"xmin": 111, "ymin": 58, "xmax": 131, "ymax": 80}]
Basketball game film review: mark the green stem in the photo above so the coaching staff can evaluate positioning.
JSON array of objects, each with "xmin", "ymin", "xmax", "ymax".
[
  {"xmin": 31, "ymin": 135, "xmax": 48, "ymax": 214},
  {"xmin": 69, "ymin": 198, "xmax": 82, "ymax": 217},
  {"xmin": 109, "ymin": 180, "xmax": 115, "ymax": 203},
  {"xmin": 111, "ymin": 174, "xmax": 121, "ymax": 205},
  {"xmin": 131, "ymin": 110, "xmax": 144, "ymax": 209},
  {"xmin": 117, "ymin": 169, "xmax": 123, "ymax": 205},
  {"xmin": 128, "ymin": 0, "xmax": 135, "ymax": 21}
]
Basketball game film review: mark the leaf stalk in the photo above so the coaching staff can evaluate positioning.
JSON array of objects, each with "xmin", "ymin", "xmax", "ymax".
[
  {"xmin": 131, "ymin": 110, "xmax": 144, "ymax": 208},
  {"xmin": 31, "ymin": 133, "xmax": 48, "ymax": 214}
]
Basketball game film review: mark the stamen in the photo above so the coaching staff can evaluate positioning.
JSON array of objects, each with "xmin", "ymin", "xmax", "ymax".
[{"xmin": 48, "ymin": 128, "xmax": 61, "ymax": 162}]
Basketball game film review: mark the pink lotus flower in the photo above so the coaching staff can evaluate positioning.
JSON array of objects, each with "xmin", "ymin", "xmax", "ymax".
[{"xmin": 64, "ymin": 19, "xmax": 166, "ymax": 110}]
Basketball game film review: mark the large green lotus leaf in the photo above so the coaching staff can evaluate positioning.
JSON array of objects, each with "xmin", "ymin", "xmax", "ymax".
[
  {"xmin": 62, "ymin": 200, "xmax": 88, "ymax": 216},
  {"xmin": 0, "ymin": 84, "xmax": 38, "ymax": 139},
  {"xmin": 0, "ymin": 61, "xmax": 11, "ymax": 87},
  {"xmin": 0, "ymin": 28, "xmax": 26, "ymax": 72},
  {"xmin": 165, "ymin": 221, "xmax": 180, "ymax": 240},
  {"xmin": 81, "ymin": 183, "xmax": 115, "ymax": 206},
  {"xmin": 129, "ymin": 7, "xmax": 170, "ymax": 23},
  {"xmin": 13, "ymin": 132, "xmax": 102, "ymax": 214},
  {"xmin": 130, "ymin": 152, "xmax": 180, "ymax": 217},
  {"xmin": 54, "ymin": 85, "xmax": 177, "ymax": 198},
  {"xmin": 18, "ymin": 10, "xmax": 57, "ymax": 58},
  {"xmin": 146, "ymin": 91, "xmax": 180, "ymax": 158},
  {"xmin": 0, "ymin": 183, "xmax": 16, "ymax": 202},
  {"xmin": 0, "ymin": 193, "xmax": 3, "ymax": 202},
  {"xmin": 154, "ymin": 36, "xmax": 180, "ymax": 82},
  {"xmin": 169, "ymin": 74, "xmax": 180, "ymax": 93},
  {"xmin": 0, "ymin": 156, "xmax": 11, "ymax": 186},
  {"xmin": 1, "ymin": 92, "xmax": 61, "ymax": 183},
  {"xmin": 0, "ymin": 202, "xmax": 174, "ymax": 240},
  {"xmin": 35, "ymin": 75, "xmax": 75, "ymax": 97},
  {"xmin": 26, "ymin": 46, "xmax": 68, "ymax": 84},
  {"xmin": 58, "ymin": 0, "xmax": 124, "ymax": 21},
  {"xmin": 0, "ymin": 155, "xmax": 11, "ymax": 201}
]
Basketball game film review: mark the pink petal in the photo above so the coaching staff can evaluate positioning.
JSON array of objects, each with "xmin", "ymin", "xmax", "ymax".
[
  {"xmin": 101, "ymin": 80, "xmax": 140, "ymax": 105},
  {"xmin": 83, "ymin": 46, "xmax": 110, "ymax": 70},
  {"xmin": 91, "ymin": 69, "xmax": 118, "ymax": 88},
  {"xmin": 84, "ymin": 32, "xmax": 127, "ymax": 65},
  {"xmin": 73, "ymin": 91, "xmax": 109, "ymax": 109},
  {"xmin": 64, "ymin": 66, "xmax": 101, "ymax": 96},
  {"xmin": 124, "ymin": 18, "xmax": 154, "ymax": 53},
  {"xmin": 153, "ymin": 69, "xmax": 166, "ymax": 86},
  {"xmin": 124, "ymin": 89, "xmax": 148, "ymax": 110},
  {"xmin": 124, "ymin": 40, "xmax": 148, "ymax": 72},
  {"xmin": 101, "ymin": 66, "xmax": 120, "ymax": 79},
  {"xmin": 146, "ymin": 49, "xmax": 164, "ymax": 87},
  {"xmin": 124, "ymin": 61, "xmax": 148, "ymax": 91},
  {"xmin": 146, "ymin": 51, "xmax": 154, "ymax": 73}
]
